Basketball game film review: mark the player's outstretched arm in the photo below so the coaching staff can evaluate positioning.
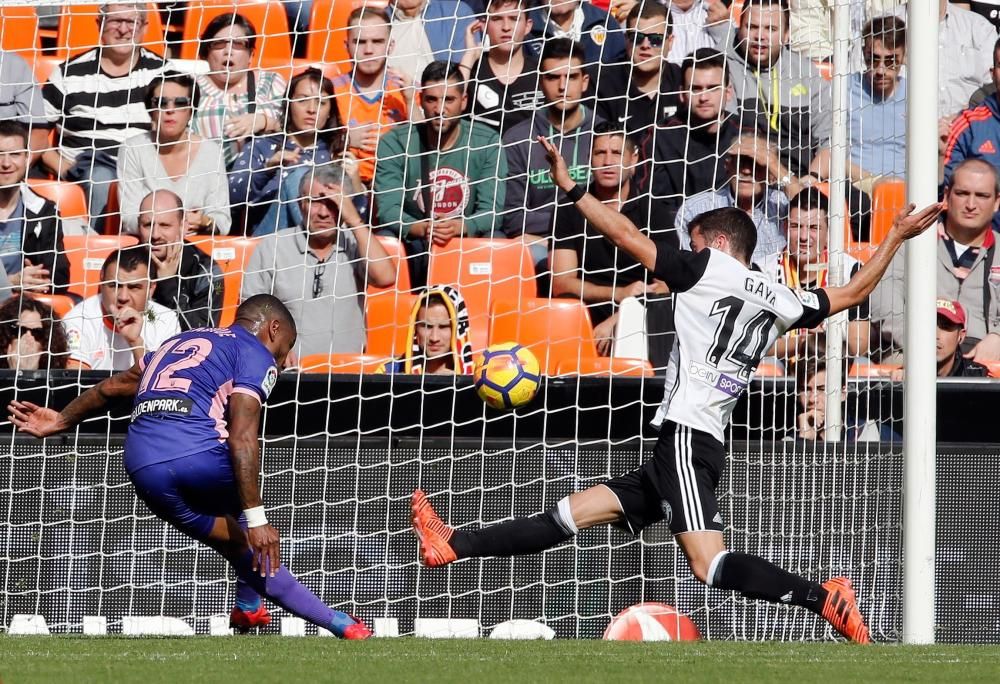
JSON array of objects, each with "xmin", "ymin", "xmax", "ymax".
[
  {"xmin": 824, "ymin": 202, "xmax": 943, "ymax": 316},
  {"xmin": 537, "ymin": 135, "xmax": 658, "ymax": 271},
  {"xmin": 7, "ymin": 362, "xmax": 144, "ymax": 438},
  {"xmin": 227, "ymin": 392, "xmax": 280, "ymax": 577}
]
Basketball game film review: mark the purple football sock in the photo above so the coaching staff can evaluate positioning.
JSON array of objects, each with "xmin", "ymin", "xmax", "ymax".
[
  {"xmin": 234, "ymin": 578, "xmax": 261, "ymax": 612},
  {"xmin": 231, "ymin": 550, "xmax": 356, "ymax": 636}
]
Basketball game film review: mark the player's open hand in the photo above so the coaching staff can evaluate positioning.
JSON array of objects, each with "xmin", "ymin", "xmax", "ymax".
[
  {"xmin": 536, "ymin": 135, "xmax": 575, "ymax": 192},
  {"xmin": 7, "ymin": 400, "xmax": 68, "ymax": 438},
  {"xmin": 248, "ymin": 523, "xmax": 281, "ymax": 577},
  {"xmin": 890, "ymin": 202, "xmax": 943, "ymax": 241}
]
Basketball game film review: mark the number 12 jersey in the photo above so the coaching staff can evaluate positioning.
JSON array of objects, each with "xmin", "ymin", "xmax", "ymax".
[
  {"xmin": 651, "ymin": 245, "xmax": 831, "ymax": 442},
  {"xmin": 124, "ymin": 326, "xmax": 279, "ymax": 474}
]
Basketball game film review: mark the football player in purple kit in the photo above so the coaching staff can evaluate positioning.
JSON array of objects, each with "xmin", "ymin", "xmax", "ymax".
[{"xmin": 8, "ymin": 294, "xmax": 371, "ymax": 639}]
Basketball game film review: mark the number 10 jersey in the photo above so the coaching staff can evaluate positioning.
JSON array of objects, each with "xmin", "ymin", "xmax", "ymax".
[
  {"xmin": 124, "ymin": 325, "xmax": 279, "ymax": 474},
  {"xmin": 651, "ymin": 245, "xmax": 831, "ymax": 442}
]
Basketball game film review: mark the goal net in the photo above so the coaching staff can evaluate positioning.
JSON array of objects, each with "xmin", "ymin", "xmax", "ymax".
[{"xmin": 0, "ymin": 0, "xmax": 953, "ymax": 641}]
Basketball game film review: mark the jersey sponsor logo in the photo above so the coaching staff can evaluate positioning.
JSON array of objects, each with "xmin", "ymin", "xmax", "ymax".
[
  {"xmin": 790, "ymin": 83, "xmax": 809, "ymax": 97},
  {"xmin": 262, "ymin": 366, "xmax": 278, "ymax": 398},
  {"xmin": 416, "ymin": 166, "xmax": 470, "ymax": 218},
  {"xmin": 744, "ymin": 277, "xmax": 777, "ymax": 306},
  {"xmin": 130, "ymin": 397, "xmax": 194, "ymax": 421},
  {"xmin": 688, "ymin": 362, "xmax": 747, "ymax": 397},
  {"xmin": 793, "ymin": 288, "xmax": 820, "ymax": 309}
]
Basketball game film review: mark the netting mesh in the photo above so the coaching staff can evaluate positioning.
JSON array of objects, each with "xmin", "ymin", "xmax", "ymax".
[{"xmin": 0, "ymin": 0, "xmax": 991, "ymax": 641}]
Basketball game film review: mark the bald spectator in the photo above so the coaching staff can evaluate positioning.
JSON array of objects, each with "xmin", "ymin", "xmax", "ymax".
[
  {"xmin": 136, "ymin": 190, "xmax": 225, "ymax": 330},
  {"xmin": 40, "ymin": 2, "xmax": 168, "ymax": 230},
  {"xmin": 242, "ymin": 163, "xmax": 395, "ymax": 358},
  {"xmin": 871, "ymin": 159, "xmax": 1000, "ymax": 364}
]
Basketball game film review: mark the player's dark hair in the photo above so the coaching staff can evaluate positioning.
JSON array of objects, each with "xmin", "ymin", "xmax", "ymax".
[
  {"xmin": 236, "ymin": 294, "xmax": 297, "ymax": 333},
  {"xmin": 788, "ymin": 187, "xmax": 830, "ymax": 217},
  {"xmin": 283, "ymin": 68, "xmax": 346, "ymax": 156},
  {"xmin": 626, "ymin": 1, "xmax": 672, "ymax": 35},
  {"xmin": 740, "ymin": 0, "xmax": 790, "ymax": 26},
  {"xmin": 793, "ymin": 356, "xmax": 848, "ymax": 397},
  {"xmin": 487, "ymin": 0, "xmax": 530, "ymax": 12},
  {"xmin": 540, "ymin": 37, "xmax": 585, "ymax": 68},
  {"xmin": 102, "ymin": 245, "xmax": 158, "ymax": 281},
  {"xmin": 144, "ymin": 71, "xmax": 200, "ymax": 111},
  {"xmin": 421, "ymin": 60, "xmax": 466, "ymax": 94},
  {"xmin": 592, "ymin": 120, "xmax": 639, "ymax": 154},
  {"xmin": 689, "ymin": 207, "xmax": 757, "ymax": 263},
  {"xmin": 0, "ymin": 120, "xmax": 29, "ymax": 148},
  {"xmin": 862, "ymin": 16, "xmax": 905, "ymax": 53},
  {"xmin": 0, "ymin": 296, "xmax": 68, "ymax": 370},
  {"xmin": 198, "ymin": 12, "xmax": 258, "ymax": 60},
  {"xmin": 682, "ymin": 48, "xmax": 730, "ymax": 87}
]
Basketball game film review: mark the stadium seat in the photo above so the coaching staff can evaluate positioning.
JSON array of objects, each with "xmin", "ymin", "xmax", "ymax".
[
  {"xmin": 488, "ymin": 298, "xmax": 598, "ymax": 375},
  {"xmin": 305, "ymin": 0, "xmax": 385, "ymax": 72},
  {"xmin": 29, "ymin": 54, "xmax": 61, "ymax": 85},
  {"xmin": 367, "ymin": 234, "xmax": 412, "ymax": 297},
  {"xmin": 870, "ymin": 179, "xmax": 906, "ymax": 245},
  {"xmin": 366, "ymin": 292, "xmax": 416, "ymax": 357},
  {"xmin": 179, "ymin": 1, "xmax": 292, "ymax": 67},
  {"xmin": 102, "ymin": 180, "xmax": 121, "ymax": 235},
  {"xmin": 0, "ymin": 6, "xmax": 41, "ymax": 55},
  {"xmin": 55, "ymin": 3, "xmax": 167, "ymax": 59},
  {"xmin": 555, "ymin": 356, "xmax": 655, "ymax": 377},
  {"xmin": 983, "ymin": 361, "xmax": 1000, "ymax": 379},
  {"xmin": 186, "ymin": 236, "xmax": 258, "ymax": 327},
  {"xmin": 27, "ymin": 293, "xmax": 76, "ymax": 319},
  {"xmin": 299, "ymin": 352, "xmax": 385, "ymax": 374},
  {"xmin": 26, "ymin": 178, "xmax": 89, "ymax": 223},
  {"xmin": 62, "ymin": 234, "xmax": 139, "ymax": 299},
  {"xmin": 848, "ymin": 362, "xmax": 903, "ymax": 378},
  {"xmin": 847, "ymin": 241, "xmax": 877, "ymax": 263},
  {"xmin": 428, "ymin": 238, "xmax": 536, "ymax": 351}
]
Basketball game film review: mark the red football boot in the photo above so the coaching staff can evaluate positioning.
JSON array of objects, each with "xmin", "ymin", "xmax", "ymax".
[
  {"xmin": 411, "ymin": 489, "xmax": 458, "ymax": 567},
  {"xmin": 229, "ymin": 603, "xmax": 272, "ymax": 634},
  {"xmin": 821, "ymin": 577, "xmax": 872, "ymax": 644}
]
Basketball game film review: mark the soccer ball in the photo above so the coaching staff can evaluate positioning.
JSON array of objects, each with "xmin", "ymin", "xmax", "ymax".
[
  {"xmin": 602, "ymin": 603, "xmax": 701, "ymax": 642},
  {"xmin": 473, "ymin": 342, "xmax": 541, "ymax": 410}
]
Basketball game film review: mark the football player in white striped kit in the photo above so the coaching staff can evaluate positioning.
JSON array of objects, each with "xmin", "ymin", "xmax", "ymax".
[{"xmin": 411, "ymin": 134, "xmax": 942, "ymax": 644}]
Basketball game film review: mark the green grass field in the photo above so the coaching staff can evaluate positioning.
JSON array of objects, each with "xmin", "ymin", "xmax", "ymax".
[{"xmin": 2, "ymin": 638, "xmax": 999, "ymax": 684}]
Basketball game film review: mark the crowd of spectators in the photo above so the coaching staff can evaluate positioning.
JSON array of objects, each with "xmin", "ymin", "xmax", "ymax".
[{"xmin": 0, "ymin": 0, "xmax": 997, "ymax": 389}]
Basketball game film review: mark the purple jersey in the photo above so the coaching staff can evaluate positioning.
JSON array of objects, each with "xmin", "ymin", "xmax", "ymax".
[{"xmin": 123, "ymin": 325, "xmax": 278, "ymax": 474}]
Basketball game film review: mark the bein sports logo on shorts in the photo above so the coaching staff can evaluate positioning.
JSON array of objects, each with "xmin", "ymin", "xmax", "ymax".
[{"xmin": 688, "ymin": 362, "xmax": 747, "ymax": 398}]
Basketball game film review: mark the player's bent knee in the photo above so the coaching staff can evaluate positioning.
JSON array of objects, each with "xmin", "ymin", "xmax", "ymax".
[{"xmin": 568, "ymin": 486, "xmax": 624, "ymax": 529}]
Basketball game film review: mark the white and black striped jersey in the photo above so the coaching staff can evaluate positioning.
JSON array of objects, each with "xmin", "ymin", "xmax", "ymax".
[
  {"xmin": 42, "ymin": 48, "xmax": 168, "ymax": 162},
  {"xmin": 651, "ymin": 245, "xmax": 830, "ymax": 442}
]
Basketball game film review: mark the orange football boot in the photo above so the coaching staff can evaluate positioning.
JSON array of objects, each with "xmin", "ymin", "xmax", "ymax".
[
  {"xmin": 411, "ymin": 489, "xmax": 458, "ymax": 567},
  {"xmin": 342, "ymin": 615, "xmax": 373, "ymax": 640},
  {"xmin": 820, "ymin": 577, "xmax": 871, "ymax": 644},
  {"xmin": 229, "ymin": 603, "xmax": 271, "ymax": 634}
]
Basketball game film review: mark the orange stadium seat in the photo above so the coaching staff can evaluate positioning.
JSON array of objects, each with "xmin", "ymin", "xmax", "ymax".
[
  {"xmin": 179, "ymin": 1, "xmax": 292, "ymax": 67},
  {"xmin": 871, "ymin": 179, "xmax": 906, "ymax": 245},
  {"xmin": 27, "ymin": 293, "xmax": 76, "ymax": 320},
  {"xmin": 305, "ymin": 0, "xmax": 390, "ymax": 73},
  {"xmin": 489, "ymin": 298, "xmax": 598, "ymax": 376},
  {"xmin": 62, "ymin": 234, "xmax": 139, "ymax": 299},
  {"xmin": 56, "ymin": 3, "xmax": 166, "ymax": 59},
  {"xmin": 187, "ymin": 236, "xmax": 258, "ymax": 327},
  {"xmin": 26, "ymin": 179, "xmax": 89, "ymax": 223},
  {"xmin": 555, "ymin": 356, "xmax": 655, "ymax": 377},
  {"xmin": 29, "ymin": 54, "xmax": 61, "ymax": 85},
  {"xmin": 810, "ymin": 181, "xmax": 856, "ymax": 248},
  {"xmin": 428, "ymin": 238, "xmax": 536, "ymax": 352},
  {"xmin": 754, "ymin": 360, "xmax": 787, "ymax": 378},
  {"xmin": 299, "ymin": 352, "xmax": 385, "ymax": 374},
  {"xmin": 0, "ymin": 6, "xmax": 41, "ymax": 55},
  {"xmin": 366, "ymin": 292, "xmax": 416, "ymax": 357}
]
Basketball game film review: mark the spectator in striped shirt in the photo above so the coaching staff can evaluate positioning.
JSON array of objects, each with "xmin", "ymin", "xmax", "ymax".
[
  {"xmin": 191, "ymin": 13, "xmax": 286, "ymax": 170},
  {"xmin": 39, "ymin": 2, "xmax": 168, "ymax": 231}
]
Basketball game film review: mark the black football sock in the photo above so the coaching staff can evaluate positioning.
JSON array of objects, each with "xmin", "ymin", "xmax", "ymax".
[
  {"xmin": 449, "ymin": 510, "xmax": 575, "ymax": 559},
  {"xmin": 712, "ymin": 552, "xmax": 828, "ymax": 616}
]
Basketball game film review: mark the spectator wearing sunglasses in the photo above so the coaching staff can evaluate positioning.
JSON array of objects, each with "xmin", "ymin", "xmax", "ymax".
[
  {"xmin": 241, "ymin": 162, "xmax": 395, "ymax": 358},
  {"xmin": 675, "ymin": 133, "xmax": 806, "ymax": 271},
  {"xmin": 191, "ymin": 13, "xmax": 286, "ymax": 170},
  {"xmin": 593, "ymin": 1, "xmax": 682, "ymax": 143},
  {"xmin": 39, "ymin": 3, "xmax": 169, "ymax": 231},
  {"xmin": 118, "ymin": 72, "xmax": 232, "ymax": 235},
  {"xmin": 229, "ymin": 68, "xmax": 357, "ymax": 237},
  {"xmin": 0, "ymin": 296, "xmax": 68, "ymax": 371}
]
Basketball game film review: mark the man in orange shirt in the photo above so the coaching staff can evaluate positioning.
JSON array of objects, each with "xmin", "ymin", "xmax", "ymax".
[{"xmin": 332, "ymin": 6, "xmax": 410, "ymax": 186}]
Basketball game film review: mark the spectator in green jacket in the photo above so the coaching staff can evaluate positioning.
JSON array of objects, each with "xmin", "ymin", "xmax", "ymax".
[{"xmin": 374, "ymin": 60, "xmax": 507, "ymax": 285}]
